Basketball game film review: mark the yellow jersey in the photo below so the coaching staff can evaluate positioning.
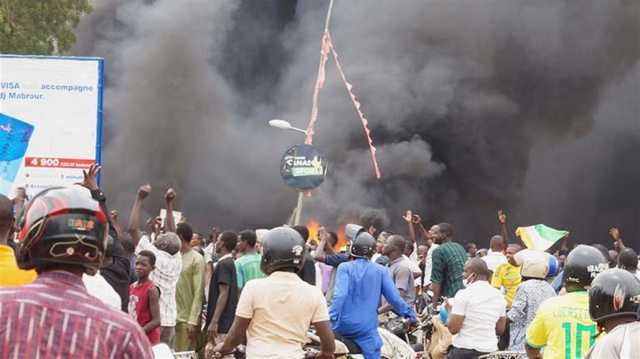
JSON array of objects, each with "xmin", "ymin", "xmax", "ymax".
[
  {"xmin": 0, "ymin": 244, "xmax": 37, "ymax": 287},
  {"xmin": 491, "ymin": 262, "xmax": 521, "ymax": 307},
  {"xmin": 526, "ymin": 291, "xmax": 597, "ymax": 359}
]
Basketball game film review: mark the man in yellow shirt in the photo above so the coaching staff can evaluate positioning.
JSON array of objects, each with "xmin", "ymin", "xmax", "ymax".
[
  {"xmin": 0, "ymin": 194, "xmax": 36, "ymax": 287},
  {"xmin": 491, "ymin": 244, "xmax": 522, "ymax": 349},
  {"xmin": 526, "ymin": 245, "xmax": 608, "ymax": 359},
  {"xmin": 491, "ymin": 244, "xmax": 522, "ymax": 308}
]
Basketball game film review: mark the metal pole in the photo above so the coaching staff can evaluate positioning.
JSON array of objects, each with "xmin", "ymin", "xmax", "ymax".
[
  {"xmin": 290, "ymin": 127, "xmax": 308, "ymax": 135},
  {"xmin": 293, "ymin": 0, "xmax": 334, "ymax": 226},
  {"xmin": 324, "ymin": 0, "xmax": 335, "ymax": 33},
  {"xmin": 293, "ymin": 191, "xmax": 304, "ymax": 225}
]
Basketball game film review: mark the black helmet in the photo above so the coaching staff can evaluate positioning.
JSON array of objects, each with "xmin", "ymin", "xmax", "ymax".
[
  {"xmin": 16, "ymin": 186, "xmax": 109, "ymax": 273},
  {"xmin": 261, "ymin": 227, "xmax": 306, "ymax": 272},
  {"xmin": 345, "ymin": 223, "xmax": 366, "ymax": 241},
  {"xmin": 563, "ymin": 245, "xmax": 608, "ymax": 292},
  {"xmin": 375, "ymin": 255, "xmax": 390, "ymax": 266},
  {"xmin": 349, "ymin": 232, "xmax": 376, "ymax": 258},
  {"xmin": 589, "ymin": 268, "xmax": 640, "ymax": 323}
]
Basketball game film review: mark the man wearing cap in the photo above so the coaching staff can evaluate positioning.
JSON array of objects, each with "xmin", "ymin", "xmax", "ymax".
[{"xmin": 506, "ymin": 250, "xmax": 556, "ymax": 351}]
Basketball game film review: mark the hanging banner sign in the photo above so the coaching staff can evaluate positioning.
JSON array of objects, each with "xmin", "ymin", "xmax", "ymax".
[
  {"xmin": 280, "ymin": 144, "xmax": 328, "ymax": 190},
  {"xmin": 0, "ymin": 55, "xmax": 104, "ymax": 196}
]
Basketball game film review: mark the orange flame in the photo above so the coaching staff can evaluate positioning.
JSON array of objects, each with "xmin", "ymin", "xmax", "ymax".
[
  {"xmin": 336, "ymin": 224, "xmax": 348, "ymax": 251},
  {"xmin": 305, "ymin": 220, "xmax": 348, "ymax": 252},
  {"xmin": 307, "ymin": 220, "xmax": 320, "ymax": 243}
]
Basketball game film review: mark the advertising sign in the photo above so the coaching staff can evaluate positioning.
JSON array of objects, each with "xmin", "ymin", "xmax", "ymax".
[
  {"xmin": 280, "ymin": 144, "xmax": 328, "ymax": 190},
  {"xmin": 0, "ymin": 55, "xmax": 104, "ymax": 196}
]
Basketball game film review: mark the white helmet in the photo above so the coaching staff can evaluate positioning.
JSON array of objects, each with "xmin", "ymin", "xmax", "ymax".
[{"xmin": 515, "ymin": 249, "xmax": 549, "ymax": 279}]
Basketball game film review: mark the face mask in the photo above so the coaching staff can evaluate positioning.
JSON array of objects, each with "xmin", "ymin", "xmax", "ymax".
[{"xmin": 463, "ymin": 272, "xmax": 477, "ymax": 286}]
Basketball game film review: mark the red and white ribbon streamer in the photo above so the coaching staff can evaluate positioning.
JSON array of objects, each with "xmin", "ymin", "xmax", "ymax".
[
  {"xmin": 327, "ymin": 32, "xmax": 381, "ymax": 179},
  {"xmin": 304, "ymin": 32, "xmax": 331, "ymax": 145},
  {"xmin": 305, "ymin": 31, "xmax": 381, "ymax": 179}
]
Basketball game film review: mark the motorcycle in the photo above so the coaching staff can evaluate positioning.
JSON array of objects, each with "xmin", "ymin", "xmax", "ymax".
[
  {"xmin": 152, "ymin": 344, "xmax": 199, "ymax": 359},
  {"xmin": 382, "ymin": 303, "xmax": 443, "ymax": 357},
  {"xmin": 478, "ymin": 352, "xmax": 527, "ymax": 359},
  {"xmin": 384, "ymin": 316, "xmax": 421, "ymax": 349},
  {"xmin": 153, "ymin": 344, "xmax": 244, "ymax": 359},
  {"xmin": 415, "ymin": 298, "xmax": 453, "ymax": 359},
  {"xmin": 305, "ymin": 326, "xmax": 417, "ymax": 359}
]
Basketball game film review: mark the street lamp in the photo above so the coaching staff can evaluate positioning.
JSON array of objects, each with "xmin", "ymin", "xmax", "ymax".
[
  {"xmin": 269, "ymin": 119, "xmax": 308, "ymax": 226},
  {"xmin": 269, "ymin": 119, "xmax": 308, "ymax": 135}
]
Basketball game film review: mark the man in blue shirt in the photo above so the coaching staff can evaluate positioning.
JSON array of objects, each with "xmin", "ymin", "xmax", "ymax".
[{"xmin": 329, "ymin": 230, "xmax": 417, "ymax": 359}]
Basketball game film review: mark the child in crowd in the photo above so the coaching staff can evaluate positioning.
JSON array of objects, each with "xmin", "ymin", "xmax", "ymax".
[{"xmin": 129, "ymin": 250, "xmax": 162, "ymax": 345}]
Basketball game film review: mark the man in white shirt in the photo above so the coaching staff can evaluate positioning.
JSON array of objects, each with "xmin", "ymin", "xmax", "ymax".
[
  {"xmin": 423, "ymin": 240, "xmax": 439, "ymax": 287},
  {"xmin": 371, "ymin": 231, "xmax": 390, "ymax": 264},
  {"xmin": 203, "ymin": 240, "xmax": 215, "ymax": 298},
  {"xmin": 447, "ymin": 258, "xmax": 507, "ymax": 359},
  {"xmin": 255, "ymin": 229, "xmax": 268, "ymax": 254},
  {"xmin": 481, "ymin": 235, "xmax": 507, "ymax": 276},
  {"xmin": 402, "ymin": 237, "xmax": 423, "ymax": 279}
]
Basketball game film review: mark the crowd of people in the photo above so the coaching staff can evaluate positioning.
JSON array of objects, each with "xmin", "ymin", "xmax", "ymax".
[{"xmin": 0, "ymin": 165, "xmax": 639, "ymax": 359}]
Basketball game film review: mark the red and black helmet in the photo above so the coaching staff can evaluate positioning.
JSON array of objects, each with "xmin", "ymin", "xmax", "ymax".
[{"xmin": 16, "ymin": 185, "xmax": 108, "ymax": 272}]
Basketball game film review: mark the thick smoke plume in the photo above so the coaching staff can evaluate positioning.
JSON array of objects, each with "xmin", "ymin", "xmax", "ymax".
[{"xmin": 74, "ymin": 0, "xmax": 640, "ymax": 247}]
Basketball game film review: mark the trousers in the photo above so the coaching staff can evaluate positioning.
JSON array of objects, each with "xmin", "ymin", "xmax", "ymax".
[
  {"xmin": 175, "ymin": 322, "xmax": 200, "ymax": 351},
  {"xmin": 350, "ymin": 331, "xmax": 383, "ymax": 359},
  {"xmin": 446, "ymin": 346, "xmax": 490, "ymax": 359},
  {"xmin": 160, "ymin": 326, "xmax": 176, "ymax": 349}
]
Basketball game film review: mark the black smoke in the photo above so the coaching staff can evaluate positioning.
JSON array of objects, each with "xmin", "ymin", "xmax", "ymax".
[{"xmin": 73, "ymin": 0, "xmax": 640, "ymax": 248}]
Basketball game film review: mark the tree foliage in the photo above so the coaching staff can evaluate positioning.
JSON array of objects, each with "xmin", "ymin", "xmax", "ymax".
[{"xmin": 0, "ymin": 0, "xmax": 92, "ymax": 55}]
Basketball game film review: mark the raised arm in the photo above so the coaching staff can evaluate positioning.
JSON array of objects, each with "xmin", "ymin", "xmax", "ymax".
[
  {"xmin": 127, "ymin": 184, "xmax": 151, "ymax": 247},
  {"xmin": 498, "ymin": 209, "xmax": 509, "ymax": 247},
  {"xmin": 164, "ymin": 188, "xmax": 177, "ymax": 233},
  {"xmin": 416, "ymin": 217, "xmax": 430, "ymax": 243},
  {"xmin": 314, "ymin": 226, "xmax": 330, "ymax": 262},
  {"xmin": 109, "ymin": 210, "xmax": 124, "ymax": 240},
  {"xmin": 11, "ymin": 187, "xmax": 27, "ymax": 219},
  {"xmin": 609, "ymin": 227, "xmax": 625, "ymax": 252},
  {"xmin": 403, "ymin": 210, "xmax": 417, "ymax": 244}
]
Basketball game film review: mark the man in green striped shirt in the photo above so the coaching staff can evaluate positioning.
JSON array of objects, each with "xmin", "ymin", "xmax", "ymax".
[
  {"xmin": 430, "ymin": 223, "xmax": 467, "ymax": 308},
  {"xmin": 235, "ymin": 230, "xmax": 265, "ymax": 289}
]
